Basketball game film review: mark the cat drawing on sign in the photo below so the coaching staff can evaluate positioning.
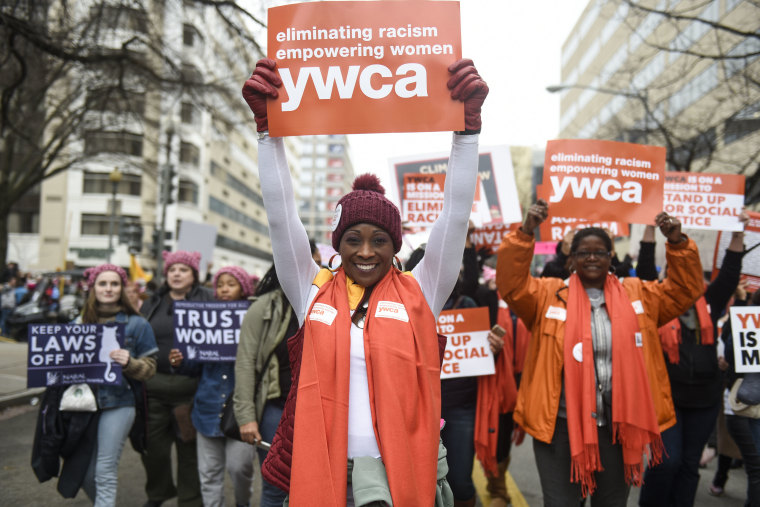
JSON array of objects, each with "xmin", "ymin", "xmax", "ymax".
[{"xmin": 100, "ymin": 326, "xmax": 120, "ymax": 382}]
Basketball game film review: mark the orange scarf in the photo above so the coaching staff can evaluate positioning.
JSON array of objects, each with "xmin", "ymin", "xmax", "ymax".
[
  {"xmin": 659, "ymin": 296, "xmax": 714, "ymax": 364},
  {"xmin": 564, "ymin": 273, "xmax": 663, "ymax": 496},
  {"xmin": 289, "ymin": 268, "xmax": 441, "ymax": 506}
]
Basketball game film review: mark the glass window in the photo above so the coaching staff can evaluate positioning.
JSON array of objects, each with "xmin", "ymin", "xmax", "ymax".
[
  {"xmin": 83, "ymin": 171, "xmax": 141, "ymax": 195},
  {"xmin": 178, "ymin": 179, "xmax": 199, "ymax": 204},
  {"xmin": 81, "ymin": 213, "xmax": 138, "ymax": 235},
  {"xmin": 180, "ymin": 141, "xmax": 200, "ymax": 167},
  {"xmin": 87, "ymin": 88, "xmax": 145, "ymax": 115},
  {"xmin": 180, "ymin": 102, "xmax": 199, "ymax": 124},
  {"xmin": 84, "ymin": 131, "xmax": 143, "ymax": 156}
]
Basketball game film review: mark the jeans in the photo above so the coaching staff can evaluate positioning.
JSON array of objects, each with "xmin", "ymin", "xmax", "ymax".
[
  {"xmin": 0, "ymin": 307, "xmax": 12, "ymax": 336},
  {"xmin": 257, "ymin": 401, "xmax": 288, "ymax": 507},
  {"xmin": 83, "ymin": 406, "xmax": 136, "ymax": 507},
  {"xmin": 639, "ymin": 402, "xmax": 721, "ymax": 507},
  {"xmin": 440, "ymin": 404, "xmax": 476, "ymax": 501},
  {"xmin": 196, "ymin": 433, "xmax": 255, "ymax": 507},
  {"xmin": 748, "ymin": 417, "xmax": 760, "ymax": 458},
  {"xmin": 533, "ymin": 417, "xmax": 629, "ymax": 507},
  {"xmin": 726, "ymin": 414, "xmax": 760, "ymax": 506}
]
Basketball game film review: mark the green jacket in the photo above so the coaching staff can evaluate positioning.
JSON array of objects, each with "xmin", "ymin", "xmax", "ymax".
[{"xmin": 233, "ymin": 288, "xmax": 293, "ymax": 426}]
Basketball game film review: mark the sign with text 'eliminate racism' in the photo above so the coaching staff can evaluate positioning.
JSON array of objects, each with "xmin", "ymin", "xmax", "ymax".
[
  {"xmin": 173, "ymin": 301, "xmax": 250, "ymax": 362},
  {"xmin": 438, "ymin": 307, "xmax": 493, "ymax": 379},
  {"xmin": 664, "ymin": 172, "xmax": 745, "ymax": 231},
  {"xmin": 267, "ymin": 1, "xmax": 463, "ymax": 136},
  {"xmin": 27, "ymin": 323, "xmax": 125, "ymax": 388},
  {"xmin": 731, "ymin": 306, "xmax": 760, "ymax": 373},
  {"xmin": 543, "ymin": 139, "xmax": 665, "ymax": 225}
]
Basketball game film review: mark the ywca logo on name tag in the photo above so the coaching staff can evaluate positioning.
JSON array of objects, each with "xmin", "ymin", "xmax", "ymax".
[
  {"xmin": 374, "ymin": 301, "xmax": 409, "ymax": 322},
  {"xmin": 309, "ymin": 303, "xmax": 338, "ymax": 325}
]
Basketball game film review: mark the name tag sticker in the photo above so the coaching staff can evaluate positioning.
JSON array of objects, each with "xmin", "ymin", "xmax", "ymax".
[
  {"xmin": 545, "ymin": 306, "xmax": 567, "ymax": 321},
  {"xmin": 374, "ymin": 301, "xmax": 409, "ymax": 322},
  {"xmin": 309, "ymin": 303, "xmax": 338, "ymax": 325},
  {"xmin": 632, "ymin": 300, "xmax": 644, "ymax": 315},
  {"xmin": 635, "ymin": 332, "xmax": 643, "ymax": 347}
]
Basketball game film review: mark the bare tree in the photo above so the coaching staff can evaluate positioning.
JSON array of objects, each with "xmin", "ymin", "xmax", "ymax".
[{"xmin": 0, "ymin": 0, "xmax": 266, "ymax": 268}]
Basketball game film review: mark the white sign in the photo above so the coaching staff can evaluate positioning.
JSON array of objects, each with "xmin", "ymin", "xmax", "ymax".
[
  {"xmin": 438, "ymin": 307, "xmax": 494, "ymax": 379},
  {"xmin": 731, "ymin": 306, "xmax": 760, "ymax": 373}
]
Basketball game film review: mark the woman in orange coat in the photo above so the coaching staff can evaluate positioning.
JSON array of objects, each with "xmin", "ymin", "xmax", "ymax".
[{"xmin": 496, "ymin": 199, "xmax": 703, "ymax": 506}]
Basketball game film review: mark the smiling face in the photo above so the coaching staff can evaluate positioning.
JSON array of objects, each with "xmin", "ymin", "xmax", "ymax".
[
  {"xmin": 338, "ymin": 223, "xmax": 394, "ymax": 288},
  {"xmin": 94, "ymin": 271, "xmax": 122, "ymax": 306},
  {"xmin": 167, "ymin": 263, "xmax": 195, "ymax": 293},
  {"xmin": 216, "ymin": 273, "xmax": 243, "ymax": 301},
  {"xmin": 571, "ymin": 235, "xmax": 612, "ymax": 289}
]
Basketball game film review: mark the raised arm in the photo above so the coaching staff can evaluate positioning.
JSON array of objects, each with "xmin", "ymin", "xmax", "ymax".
[{"xmin": 244, "ymin": 59, "xmax": 319, "ymax": 323}]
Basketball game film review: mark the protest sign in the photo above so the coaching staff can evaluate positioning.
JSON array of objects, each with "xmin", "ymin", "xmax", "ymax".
[
  {"xmin": 173, "ymin": 301, "xmax": 250, "ymax": 362},
  {"xmin": 664, "ymin": 172, "xmax": 745, "ymax": 231},
  {"xmin": 402, "ymin": 173, "xmax": 488, "ymax": 227},
  {"xmin": 438, "ymin": 307, "xmax": 493, "ymax": 379},
  {"xmin": 391, "ymin": 146, "xmax": 522, "ymax": 226},
  {"xmin": 713, "ymin": 211, "xmax": 760, "ymax": 292},
  {"xmin": 469, "ymin": 222, "xmax": 520, "ymax": 255},
  {"xmin": 731, "ymin": 306, "xmax": 760, "ymax": 373},
  {"xmin": 27, "ymin": 323, "xmax": 125, "ymax": 388},
  {"xmin": 535, "ymin": 183, "xmax": 630, "ymax": 242},
  {"xmin": 543, "ymin": 139, "xmax": 665, "ymax": 224},
  {"xmin": 177, "ymin": 220, "xmax": 217, "ymax": 280},
  {"xmin": 267, "ymin": 1, "xmax": 462, "ymax": 136}
]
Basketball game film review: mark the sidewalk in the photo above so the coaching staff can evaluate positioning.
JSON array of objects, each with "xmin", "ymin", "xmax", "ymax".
[{"xmin": 0, "ymin": 337, "xmax": 44, "ymax": 408}]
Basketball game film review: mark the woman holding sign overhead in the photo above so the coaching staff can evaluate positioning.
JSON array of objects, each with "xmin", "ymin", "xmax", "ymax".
[
  {"xmin": 242, "ymin": 57, "xmax": 487, "ymax": 505},
  {"xmin": 78, "ymin": 263, "xmax": 159, "ymax": 506},
  {"xmin": 168, "ymin": 265, "xmax": 256, "ymax": 507},
  {"xmin": 496, "ymin": 199, "xmax": 703, "ymax": 505},
  {"xmin": 139, "ymin": 251, "xmax": 213, "ymax": 507}
]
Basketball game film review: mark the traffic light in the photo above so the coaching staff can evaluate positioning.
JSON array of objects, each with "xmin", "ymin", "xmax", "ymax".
[
  {"xmin": 127, "ymin": 224, "xmax": 143, "ymax": 255},
  {"xmin": 118, "ymin": 216, "xmax": 130, "ymax": 244},
  {"xmin": 163, "ymin": 165, "xmax": 176, "ymax": 205}
]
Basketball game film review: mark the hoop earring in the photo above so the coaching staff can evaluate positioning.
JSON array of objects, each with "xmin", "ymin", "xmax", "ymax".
[
  {"xmin": 328, "ymin": 254, "xmax": 342, "ymax": 272},
  {"xmin": 608, "ymin": 265, "xmax": 616, "ymax": 274},
  {"xmin": 393, "ymin": 256, "xmax": 403, "ymax": 271}
]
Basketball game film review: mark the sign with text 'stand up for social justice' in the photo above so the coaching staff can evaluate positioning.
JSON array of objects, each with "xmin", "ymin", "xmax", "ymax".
[
  {"xmin": 266, "ymin": 1, "xmax": 463, "ymax": 135},
  {"xmin": 173, "ymin": 300, "xmax": 250, "ymax": 362},
  {"xmin": 543, "ymin": 139, "xmax": 665, "ymax": 225},
  {"xmin": 438, "ymin": 306, "xmax": 493, "ymax": 379},
  {"xmin": 664, "ymin": 172, "xmax": 745, "ymax": 231}
]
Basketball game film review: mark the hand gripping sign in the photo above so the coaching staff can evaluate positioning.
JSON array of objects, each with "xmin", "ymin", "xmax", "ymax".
[
  {"xmin": 27, "ymin": 323, "xmax": 125, "ymax": 387},
  {"xmin": 173, "ymin": 301, "xmax": 250, "ymax": 362},
  {"xmin": 438, "ymin": 307, "xmax": 494, "ymax": 379},
  {"xmin": 266, "ymin": 1, "xmax": 463, "ymax": 136},
  {"xmin": 543, "ymin": 139, "xmax": 665, "ymax": 225}
]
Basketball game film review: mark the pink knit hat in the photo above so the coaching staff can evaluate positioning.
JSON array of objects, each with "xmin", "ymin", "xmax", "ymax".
[
  {"xmin": 331, "ymin": 174, "xmax": 402, "ymax": 253},
  {"xmin": 162, "ymin": 250, "xmax": 201, "ymax": 275},
  {"xmin": 83, "ymin": 264, "xmax": 129, "ymax": 289},
  {"xmin": 212, "ymin": 266, "xmax": 254, "ymax": 298}
]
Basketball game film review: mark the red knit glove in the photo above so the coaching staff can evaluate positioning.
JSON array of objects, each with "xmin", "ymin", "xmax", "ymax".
[
  {"xmin": 242, "ymin": 58, "xmax": 282, "ymax": 133},
  {"xmin": 447, "ymin": 59, "xmax": 489, "ymax": 132}
]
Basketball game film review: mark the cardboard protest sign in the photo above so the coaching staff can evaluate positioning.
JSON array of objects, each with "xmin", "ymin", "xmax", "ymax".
[
  {"xmin": 664, "ymin": 172, "xmax": 745, "ymax": 231},
  {"xmin": 713, "ymin": 211, "xmax": 760, "ymax": 292},
  {"xmin": 267, "ymin": 1, "xmax": 462, "ymax": 136},
  {"xmin": 391, "ymin": 146, "xmax": 522, "ymax": 226},
  {"xmin": 543, "ymin": 139, "xmax": 665, "ymax": 224},
  {"xmin": 173, "ymin": 301, "xmax": 250, "ymax": 362},
  {"xmin": 437, "ymin": 307, "xmax": 493, "ymax": 379},
  {"xmin": 27, "ymin": 323, "xmax": 125, "ymax": 387},
  {"xmin": 730, "ymin": 306, "xmax": 760, "ymax": 373},
  {"xmin": 535, "ymin": 183, "xmax": 630, "ymax": 242}
]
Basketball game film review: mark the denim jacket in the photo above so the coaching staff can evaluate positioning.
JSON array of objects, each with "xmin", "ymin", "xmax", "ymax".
[
  {"xmin": 78, "ymin": 313, "xmax": 159, "ymax": 410},
  {"xmin": 177, "ymin": 360, "xmax": 235, "ymax": 437}
]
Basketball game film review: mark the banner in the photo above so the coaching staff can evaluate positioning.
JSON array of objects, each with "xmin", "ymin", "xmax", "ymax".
[
  {"xmin": 391, "ymin": 146, "xmax": 522, "ymax": 226},
  {"xmin": 27, "ymin": 323, "xmax": 125, "ymax": 387},
  {"xmin": 713, "ymin": 211, "xmax": 760, "ymax": 292},
  {"xmin": 173, "ymin": 301, "xmax": 250, "ymax": 362},
  {"xmin": 664, "ymin": 172, "xmax": 745, "ymax": 231},
  {"xmin": 437, "ymin": 307, "xmax": 493, "ymax": 379},
  {"xmin": 731, "ymin": 306, "xmax": 760, "ymax": 373},
  {"xmin": 267, "ymin": 1, "xmax": 463, "ymax": 136},
  {"xmin": 543, "ymin": 139, "xmax": 665, "ymax": 224}
]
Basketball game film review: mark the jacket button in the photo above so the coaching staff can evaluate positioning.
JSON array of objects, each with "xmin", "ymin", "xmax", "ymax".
[
  {"xmin": 222, "ymin": 375, "xmax": 228, "ymax": 380},
  {"xmin": 221, "ymin": 393, "xmax": 226, "ymax": 398}
]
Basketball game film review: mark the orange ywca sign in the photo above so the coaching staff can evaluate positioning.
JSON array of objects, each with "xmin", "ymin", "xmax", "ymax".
[
  {"xmin": 543, "ymin": 139, "xmax": 665, "ymax": 224},
  {"xmin": 266, "ymin": 1, "xmax": 463, "ymax": 136},
  {"xmin": 438, "ymin": 307, "xmax": 493, "ymax": 379},
  {"xmin": 664, "ymin": 172, "xmax": 745, "ymax": 231}
]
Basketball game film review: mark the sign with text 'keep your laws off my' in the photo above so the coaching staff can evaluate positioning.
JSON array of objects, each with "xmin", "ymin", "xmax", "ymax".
[
  {"xmin": 266, "ymin": 1, "xmax": 463, "ymax": 136},
  {"xmin": 543, "ymin": 139, "xmax": 665, "ymax": 225}
]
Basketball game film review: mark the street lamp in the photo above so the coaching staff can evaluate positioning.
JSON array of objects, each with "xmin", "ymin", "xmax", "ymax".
[{"xmin": 106, "ymin": 167, "xmax": 122, "ymax": 263}]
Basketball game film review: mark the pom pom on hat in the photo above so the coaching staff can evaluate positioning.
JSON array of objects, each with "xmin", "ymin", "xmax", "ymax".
[
  {"xmin": 83, "ymin": 264, "xmax": 129, "ymax": 289},
  {"xmin": 331, "ymin": 173, "xmax": 402, "ymax": 253},
  {"xmin": 162, "ymin": 250, "xmax": 201, "ymax": 275},
  {"xmin": 212, "ymin": 266, "xmax": 254, "ymax": 298}
]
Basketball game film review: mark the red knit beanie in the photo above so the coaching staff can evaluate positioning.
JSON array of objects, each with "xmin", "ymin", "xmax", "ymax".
[{"xmin": 331, "ymin": 174, "xmax": 402, "ymax": 253}]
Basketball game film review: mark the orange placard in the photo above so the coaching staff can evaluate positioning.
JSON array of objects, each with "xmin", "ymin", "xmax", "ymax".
[
  {"xmin": 664, "ymin": 172, "xmax": 745, "ymax": 231},
  {"xmin": 543, "ymin": 139, "xmax": 665, "ymax": 225},
  {"xmin": 403, "ymin": 173, "xmax": 446, "ymax": 227},
  {"xmin": 267, "ymin": 1, "xmax": 463, "ymax": 136}
]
